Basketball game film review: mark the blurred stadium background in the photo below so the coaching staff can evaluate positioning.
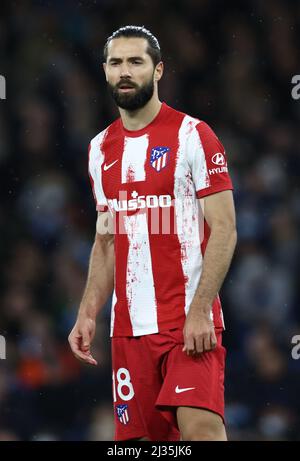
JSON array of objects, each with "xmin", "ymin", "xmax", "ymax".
[{"xmin": 0, "ymin": 0, "xmax": 300, "ymax": 441}]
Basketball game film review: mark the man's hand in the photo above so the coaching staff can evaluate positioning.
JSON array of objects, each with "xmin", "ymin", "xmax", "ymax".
[
  {"xmin": 68, "ymin": 315, "xmax": 98, "ymax": 365},
  {"xmin": 182, "ymin": 308, "xmax": 217, "ymax": 356}
]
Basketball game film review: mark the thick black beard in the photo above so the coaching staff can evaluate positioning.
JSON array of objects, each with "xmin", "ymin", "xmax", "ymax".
[{"xmin": 108, "ymin": 78, "xmax": 154, "ymax": 111}]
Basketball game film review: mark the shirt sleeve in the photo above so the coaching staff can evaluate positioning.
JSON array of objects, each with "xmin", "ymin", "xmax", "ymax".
[
  {"xmin": 88, "ymin": 140, "xmax": 108, "ymax": 212},
  {"xmin": 189, "ymin": 121, "xmax": 233, "ymax": 198}
]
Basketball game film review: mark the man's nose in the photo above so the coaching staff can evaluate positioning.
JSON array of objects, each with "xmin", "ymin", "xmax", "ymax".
[{"xmin": 119, "ymin": 63, "xmax": 132, "ymax": 78}]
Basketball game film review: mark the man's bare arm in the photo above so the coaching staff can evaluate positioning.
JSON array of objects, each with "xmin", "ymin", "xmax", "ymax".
[
  {"xmin": 183, "ymin": 190, "xmax": 237, "ymax": 355},
  {"xmin": 68, "ymin": 211, "xmax": 114, "ymax": 365},
  {"xmin": 192, "ymin": 190, "xmax": 237, "ymax": 314},
  {"xmin": 79, "ymin": 212, "xmax": 114, "ymax": 319}
]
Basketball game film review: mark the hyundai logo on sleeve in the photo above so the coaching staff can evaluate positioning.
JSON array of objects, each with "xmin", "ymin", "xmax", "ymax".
[{"xmin": 212, "ymin": 152, "xmax": 226, "ymax": 166}]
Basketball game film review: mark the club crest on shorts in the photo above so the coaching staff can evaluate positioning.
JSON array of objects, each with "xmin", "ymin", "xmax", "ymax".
[
  {"xmin": 150, "ymin": 146, "xmax": 170, "ymax": 172},
  {"xmin": 116, "ymin": 404, "xmax": 129, "ymax": 425}
]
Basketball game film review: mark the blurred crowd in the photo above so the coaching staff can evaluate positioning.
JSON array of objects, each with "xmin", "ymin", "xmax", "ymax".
[{"xmin": 0, "ymin": 0, "xmax": 300, "ymax": 441}]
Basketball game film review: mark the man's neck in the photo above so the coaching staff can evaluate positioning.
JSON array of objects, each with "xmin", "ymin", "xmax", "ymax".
[{"xmin": 119, "ymin": 97, "xmax": 162, "ymax": 131}]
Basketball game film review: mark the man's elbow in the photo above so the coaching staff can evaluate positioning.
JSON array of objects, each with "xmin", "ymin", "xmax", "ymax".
[
  {"xmin": 226, "ymin": 222, "xmax": 237, "ymax": 251},
  {"xmin": 211, "ymin": 218, "xmax": 237, "ymax": 246},
  {"xmin": 95, "ymin": 230, "xmax": 114, "ymax": 250},
  {"xmin": 223, "ymin": 218, "xmax": 237, "ymax": 238},
  {"xmin": 230, "ymin": 226, "xmax": 238, "ymax": 250}
]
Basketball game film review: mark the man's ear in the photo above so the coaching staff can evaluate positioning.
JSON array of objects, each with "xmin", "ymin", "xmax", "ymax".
[
  {"xmin": 103, "ymin": 62, "xmax": 107, "ymax": 81},
  {"xmin": 154, "ymin": 61, "xmax": 164, "ymax": 82}
]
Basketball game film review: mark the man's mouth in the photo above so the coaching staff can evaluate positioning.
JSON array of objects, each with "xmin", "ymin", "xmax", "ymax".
[
  {"xmin": 119, "ymin": 88, "xmax": 135, "ymax": 93},
  {"xmin": 118, "ymin": 83, "xmax": 136, "ymax": 91}
]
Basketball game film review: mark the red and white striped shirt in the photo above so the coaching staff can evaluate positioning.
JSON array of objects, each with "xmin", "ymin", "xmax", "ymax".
[{"xmin": 88, "ymin": 102, "xmax": 233, "ymax": 337}]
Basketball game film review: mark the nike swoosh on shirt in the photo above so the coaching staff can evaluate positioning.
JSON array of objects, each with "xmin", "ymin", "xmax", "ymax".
[
  {"xmin": 103, "ymin": 159, "xmax": 119, "ymax": 171},
  {"xmin": 175, "ymin": 386, "xmax": 196, "ymax": 394}
]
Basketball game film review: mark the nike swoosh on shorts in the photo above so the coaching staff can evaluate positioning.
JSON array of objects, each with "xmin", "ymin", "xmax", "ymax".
[{"xmin": 175, "ymin": 386, "xmax": 196, "ymax": 393}]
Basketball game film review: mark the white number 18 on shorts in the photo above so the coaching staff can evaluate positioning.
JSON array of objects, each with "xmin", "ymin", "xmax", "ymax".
[{"xmin": 112, "ymin": 367, "xmax": 135, "ymax": 402}]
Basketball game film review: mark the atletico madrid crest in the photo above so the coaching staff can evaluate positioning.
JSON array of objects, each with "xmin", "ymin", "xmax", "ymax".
[
  {"xmin": 116, "ymin": 404, "xmax": 130, "ymax": 425},
  {"xmin": 150, "ymin": 146, "xmax": 170, "ymax": 172}
]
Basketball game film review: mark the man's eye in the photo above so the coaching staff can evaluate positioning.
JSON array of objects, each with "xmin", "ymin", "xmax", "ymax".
[{"xmin": 133, "ymin": 61, "xmax": 142, "ymax": 65}]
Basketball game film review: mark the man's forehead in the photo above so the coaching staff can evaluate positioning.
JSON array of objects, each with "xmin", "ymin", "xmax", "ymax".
[{"xmin": 107, "ymin": 37, "xmax": 148, "ymax": 58}]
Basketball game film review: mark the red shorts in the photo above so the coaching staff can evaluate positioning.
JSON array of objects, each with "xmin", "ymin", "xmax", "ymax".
[{"xmin": 111, "ymin": 328, "xmax": 226, "ymax": 441}]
